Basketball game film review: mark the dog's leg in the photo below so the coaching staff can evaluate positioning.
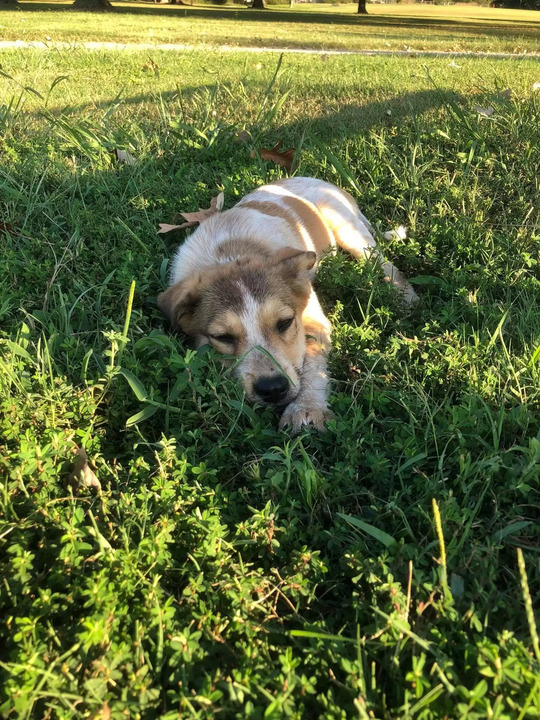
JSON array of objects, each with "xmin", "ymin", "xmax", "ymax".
[
  {"xmin": 279, "ymin": 292, "xmax": 333, "ymax": 434},
  {"xmin": 319, "ymin": 199, "xmax": 419, "ymax": 305},
  {"xmin": 337, "ymin": 228, "xmax": 418, "ymax": 305}
]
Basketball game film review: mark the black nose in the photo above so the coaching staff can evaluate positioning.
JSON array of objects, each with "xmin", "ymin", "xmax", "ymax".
[{"xmin": 254, "ymin": 375, "xmax": 290, "ymax": 405}]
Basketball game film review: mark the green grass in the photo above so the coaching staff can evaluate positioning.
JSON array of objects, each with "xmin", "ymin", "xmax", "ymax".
[
  {"xmin": 1, "ymin": 1, "xmax": 540, "ymax": 53},
  {"xmin": 1, "ymin": 43, "xmax": 540, "ymax": 719}
]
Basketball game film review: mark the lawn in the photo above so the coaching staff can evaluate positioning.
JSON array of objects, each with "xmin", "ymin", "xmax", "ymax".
[
  {"xmin": 1, "ymin": 1, "xmax": 540, "ymax": 53},
  {"xmin": 1, "ymin": 31, "xmax": 540, "ymax": 720}
]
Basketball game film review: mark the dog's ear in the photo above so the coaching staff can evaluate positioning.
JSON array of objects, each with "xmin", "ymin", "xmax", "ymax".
[
  {"xmin": 273, "ymin": 247, "xmax": 317, "ymax": 273},
  {"xmin": 156, "ymin": 276, "xmax": 201, "ymax": 334},
  {"xmin": 273, "ymin": 249, "xmax": 316, "ymax": 301}
]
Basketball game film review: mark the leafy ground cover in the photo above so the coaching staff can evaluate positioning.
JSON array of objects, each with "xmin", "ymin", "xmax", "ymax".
[
  {"xmin": 1, "ymin": 1, "xmax": 540, "ymax": 54},
  {"xmin": 1, "ymin": 44, "xmax": 540, "ymax": 718}
]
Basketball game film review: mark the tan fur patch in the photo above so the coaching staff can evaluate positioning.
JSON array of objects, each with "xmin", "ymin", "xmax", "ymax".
[
  {"xmin": 216, "ymin": 237, "xmax": 271, "ymax": 260},
  {"xmin": 239, "ymin": 197, "xmax": 334, "ymax": 255},
  {"xmin": 280, "ymin": 196, "xmax": 334, "ymax": 255},
  {"xmin": 238, "ymin": 200, "xmax": 298, "ymax": 235},
  {"xmin": 207, "ymin": 309, "xmax": 247, "ymax": 341}
]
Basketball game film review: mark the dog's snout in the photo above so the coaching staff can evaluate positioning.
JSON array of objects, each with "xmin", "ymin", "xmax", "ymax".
[{"xmin": 254, "ymin": 375, "xmax": 290, "ymax": 405}]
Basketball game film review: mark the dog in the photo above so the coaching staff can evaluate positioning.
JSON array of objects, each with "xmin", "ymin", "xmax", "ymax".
[{"xmin": 157, "ymin": 177, "xmax": 418, "ymax": 433}]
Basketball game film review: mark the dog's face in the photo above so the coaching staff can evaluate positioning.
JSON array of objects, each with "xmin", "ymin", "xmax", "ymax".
[{"xmin": 157, "ymin": 248, "xmax": 316, "ymax": 406}]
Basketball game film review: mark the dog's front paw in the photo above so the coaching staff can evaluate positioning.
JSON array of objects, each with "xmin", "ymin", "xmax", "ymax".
[{"xmin": 279, "ymin": 399, "xmax": 333, "ymax": 434}]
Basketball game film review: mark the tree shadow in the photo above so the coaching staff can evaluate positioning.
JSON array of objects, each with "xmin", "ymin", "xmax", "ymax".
[{"xmin": 44, "ymin": 85, "xmax": 458, "ymax": 133}]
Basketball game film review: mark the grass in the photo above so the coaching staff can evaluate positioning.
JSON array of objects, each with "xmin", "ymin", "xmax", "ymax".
[
  {"xmin": 1, "ymin": 37, "xmax": 540, "ymax": 720},
  {"xmin": 1, "ymin": 1, "xmax": 540, "ymax": 54}
]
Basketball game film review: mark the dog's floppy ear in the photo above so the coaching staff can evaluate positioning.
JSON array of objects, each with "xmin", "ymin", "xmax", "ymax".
[
  {"xmin": 273, "ymin": 247, "xmax": 317, "ymax": 273},
  {"xmin": 273, "ymin": 248, "xmax": 316, "ymax": 301},
  {"xmin": 273, "ymin": 248, "xmax": 316, "ymax": 304},
  {"xmin": 156, "ymin": 276, "xmax": 201, "ymax": 334}
]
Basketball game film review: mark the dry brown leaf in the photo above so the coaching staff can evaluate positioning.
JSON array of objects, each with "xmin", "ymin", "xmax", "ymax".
[
  {"xmin": 236, "ymin": 129, "xmax": 253, "ymax": 143},
  {"xmin": 158, "ymin": 222, "xmax": 188, "ymax": 234},
  {"xmin": 113, "ymin": 149, "xmax": 136, "ymax": 165},
  {"xmin": 475, "ymin": 106, "xmax": 494, "ymax": 118},
  {"xmin": 142, "ymin": 58, "xmax": 159, "ymax": 75},
  {"xmin": 90, "ymin": 701, "xmax": 111, "ymax": 720},
  {"xmin": 0, "ymin": 222, "xmax": 14, "ymax": 234},
  {"xmin": 500, "ymin": 88, "xmax": 512, "ymax": 100},
  {"xmin": 251, "ymin": 141, "xmax": 296, "ymax": 173},
  {"xmin": 158, "ymin": 192, "xmax": 225, "ymax": 234},
  {"xmin": 68, "ymin": 447, "xmax": 101, "ymax": 490}
]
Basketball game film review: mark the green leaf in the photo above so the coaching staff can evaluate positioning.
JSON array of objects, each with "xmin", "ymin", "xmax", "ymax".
[
  {"xmin": 119, "ymin": 368, "xmax": 148, "ymax": 401},
  {"xmin": 529, "ymin": 344, "xmax": 540, "ymax": 366},
  {"xmin": 408, "ymin": 275, "xmax": 448, "ymax": 287},
  {"xmin": 3, "ymin": 340, "xmax": 35, "ymax": 364},
  {"xmin": 336, "ymin": 513, "xmax": 397, "ymax": 548},
  {"xmin": 290, "ymin": 629, "xmax": 356, "ymax": 644},
  {"xmin": 125, "ymin": 404, "xmax": 159, "ymax": 427},
  {"xmin": 492, "ymin": 521, "xmax": 531, "ymax": 544}
]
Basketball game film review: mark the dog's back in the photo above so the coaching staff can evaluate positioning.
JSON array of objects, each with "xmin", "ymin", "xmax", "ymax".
[{"xmin": 169, "ymin": 177, "xmax": 417, "ymax": 304}]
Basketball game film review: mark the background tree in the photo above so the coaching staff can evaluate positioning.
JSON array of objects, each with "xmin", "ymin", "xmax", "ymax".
[
  {"xmin": 71, "ymin": 0, "xmax": 112, "ymax": 9},
  {"xmin": 250, "ymin": 0, "xmax": 266, "ymax": 9},
  {"xmin": 0, "ymin": 0, "xmax": 19, "ymax": 6},
  {"xmin": 357, "ymin": 0, "xmax": 367, "ymax": 14}
]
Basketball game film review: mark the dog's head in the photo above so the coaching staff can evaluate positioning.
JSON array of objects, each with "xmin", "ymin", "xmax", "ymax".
[{"xmin": 157, "ymin": 248, "xmax": 316, "ymax": 406}]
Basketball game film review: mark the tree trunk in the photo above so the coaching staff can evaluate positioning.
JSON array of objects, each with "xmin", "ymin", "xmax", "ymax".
[
  {"xmin": 71, "ymin": 0, "xmax": 113, "ymax": 10},
  {"xmin": 357, "ymin": 0, "xmax": 368, "ymax": 13},
  {"xmin": 0, "ymin": 0, "xmax": 20, "ymax": 5},
  {"xmin": 250, "ymin": 0, "xmax": 265, "ymax": 8}
]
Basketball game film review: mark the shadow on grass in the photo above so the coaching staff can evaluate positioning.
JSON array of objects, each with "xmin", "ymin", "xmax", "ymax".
[{"xmin": 44, "ymin": 84, "xmax": 462, "ymax": 136}]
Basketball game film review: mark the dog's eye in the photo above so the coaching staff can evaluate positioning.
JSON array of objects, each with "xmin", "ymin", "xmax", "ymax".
[
  {"xmin": 210, "ymin": 334, "xmax": 235, "ymax": 345},
  {"xmin": 276, "ymin": 317, "xmax": 294, "ymax": 334}
]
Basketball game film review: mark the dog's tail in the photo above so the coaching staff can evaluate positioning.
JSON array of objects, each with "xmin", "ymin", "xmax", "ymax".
[{"xmin": 383, "ymin": 225, "xmax": 408, "ymax": 242}]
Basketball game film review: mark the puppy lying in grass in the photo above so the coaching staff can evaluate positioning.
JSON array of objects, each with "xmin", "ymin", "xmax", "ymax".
[{"xmin": 158, "ymin": 177, "xmax": 417, "ymax": 433}]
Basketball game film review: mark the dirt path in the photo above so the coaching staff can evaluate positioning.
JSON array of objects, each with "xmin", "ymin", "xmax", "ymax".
[{"xmin": 0, "ymin": 40, "xmax": 538, "ymax": 60}]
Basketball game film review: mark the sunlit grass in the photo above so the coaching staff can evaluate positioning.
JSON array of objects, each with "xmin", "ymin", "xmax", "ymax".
[{"xmin": 1, "ymin": 43, "xmax": 539, "ymax": 719}]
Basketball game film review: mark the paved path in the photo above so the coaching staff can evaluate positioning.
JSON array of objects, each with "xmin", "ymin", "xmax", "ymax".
[{"xmin": 0, "ymin": 39, "xmax": 538, "ymax": 60}]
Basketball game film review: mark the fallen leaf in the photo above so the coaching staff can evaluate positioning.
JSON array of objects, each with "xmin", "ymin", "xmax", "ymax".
[
  {"xmin": 158, "ymin": 222, "xmax": 187, "ymax": 234},
  {"xmin": 113, "ymin": 149, "xmax": 136, "ymax": 165},
  {"xmin": 236, "ymin": 129, "xmax": 253, "ymax": 143},
  {"xmin": 0, "ymin": 222, "xmax": 14, "ymax": 234},
  {"xmin": 142, "ymin": 58, "xmax": 159, "ymax": 75},
  {"xmin": 68, "ymin": 447, "xmax": 101, "ymax": 490},
  {"xmin": 90, "ymin": 700, "xmax": 111, "ymax": 720},
  {"xmin": 251, "ymin": 141, "xmax": 296, "ymax": 173},
  {"xmin": 475, "ymin": 106, "xmax": 494, "ymax": 118},
  {"xmin": 158, "ymin": 192, "xmax": 225, "ymax": 234},
  {"xmin": 500, "ymin": 88, "xmax": 512, "ymax": 100}
]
